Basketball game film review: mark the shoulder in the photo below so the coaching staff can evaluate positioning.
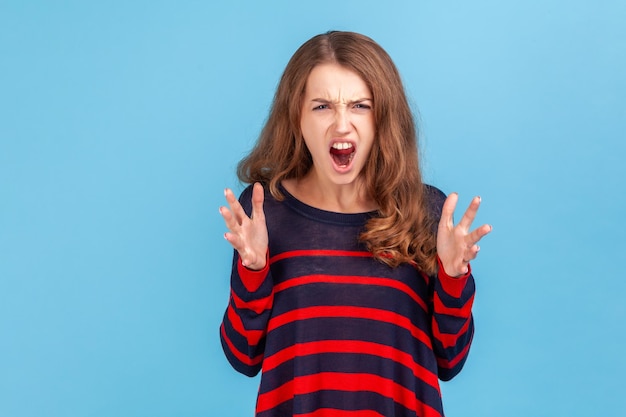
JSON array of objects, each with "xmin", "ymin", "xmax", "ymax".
[
  {"xmin": 423, "ymin": 184, "xmax": 446, "ymax": 202},
  {"xmin": 423, "ymin": 184, "xmax": 447, "ymax": 220}
]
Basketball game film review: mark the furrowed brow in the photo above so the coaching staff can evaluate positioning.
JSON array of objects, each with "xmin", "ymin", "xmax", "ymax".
[{"xmin": 310, "ymin": 98, "xmax": 372, "ymax": 104}]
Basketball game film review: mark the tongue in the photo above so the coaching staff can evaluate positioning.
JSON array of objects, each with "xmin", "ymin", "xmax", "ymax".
[{"xmin": 330, "ymin": 148, "xmax": 353, "ymax": 166}]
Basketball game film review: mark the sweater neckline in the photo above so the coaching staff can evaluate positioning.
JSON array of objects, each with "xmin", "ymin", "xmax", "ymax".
[{"xmin": 278, "ymin": 183, "xmax": 377, "ymax": 226}]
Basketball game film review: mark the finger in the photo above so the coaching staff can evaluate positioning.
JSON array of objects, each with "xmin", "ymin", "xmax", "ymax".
[
  {"xmin": 251, "ymin": 182, "xmax": 265, "ymax": 222},
  {"xmin": 458, "ymin": 196, "xmax": 481, "ymax": 231},
  {"xmin": 463, "ymin": 244, "xmax": 481, "ymax": 263},
  {"xmin": 219, "ymin": 205, "xmax": 241, "ymax": 234},
  {"xmin": 223, "ymin": 231, "xmax": 244, "ymax": 252},
  {"xmin": 240, "ymin": 250, "xmax": 262, "ymax": 269},
  {"xmin": 220, "ymin": 207, "xmax": 246, "ymax": 247},
  {"xmin": 466, "ymin": 223, "xmax": 493, "ymax": 245},
  {"xmin": 439, "ymin": 192, "xmax": 458, "ymax": 229},
  {"xmin": 461, "ymin": 245, "xmax": 480, "ymax": 269},
  {"xmin": 224, "ymin": 188, "xmax": 247, "ymax": 225}
]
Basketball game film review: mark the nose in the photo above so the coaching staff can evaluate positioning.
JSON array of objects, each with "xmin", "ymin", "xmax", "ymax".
[{"xmin": 334, "ymin": 107, "xmax": 351, "ymax": 134}]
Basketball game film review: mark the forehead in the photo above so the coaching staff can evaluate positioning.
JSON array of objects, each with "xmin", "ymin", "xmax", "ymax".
[{"xmin": 304, "ymin": 63, "xmax": 371, "ymax": 100}]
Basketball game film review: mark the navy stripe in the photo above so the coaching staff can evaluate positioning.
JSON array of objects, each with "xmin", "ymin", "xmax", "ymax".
[
  {"xmin": 263, "ymin": 316, "xmax": 439, "ymax": 372},
  {"xmin": 257, "ymin": 391, "xmax": 415, "ymax": 417}
]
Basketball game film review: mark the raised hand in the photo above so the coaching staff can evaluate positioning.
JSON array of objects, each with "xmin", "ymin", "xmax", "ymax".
[
  {"xmin": 437, "ymin": 193, "xmax": 492, "ymax": 277},
  {"xmin": 219, "ymin": 182, "xmax": 269, "ymax": 270}
]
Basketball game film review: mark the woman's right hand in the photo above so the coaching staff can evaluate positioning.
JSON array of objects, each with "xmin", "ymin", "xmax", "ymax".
[{"xmin": 219, "ymin": 182, "xmax": 269, "ymax": 270}]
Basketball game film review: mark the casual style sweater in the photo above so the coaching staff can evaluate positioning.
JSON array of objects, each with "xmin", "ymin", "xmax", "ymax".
[{"xmin": 220, "ymin": 184, "xmax": 475, "ymax": 417}]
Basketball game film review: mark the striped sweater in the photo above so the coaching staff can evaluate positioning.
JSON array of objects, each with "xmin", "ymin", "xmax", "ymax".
[{"xmin": 220, "ymin": 184, "xmax": 475, "ymax": 417}]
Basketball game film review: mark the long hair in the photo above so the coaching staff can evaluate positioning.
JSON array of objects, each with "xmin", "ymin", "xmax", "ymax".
[{"xmin": 237, "ymin": 31, "xmax": 438, "ymax": 275}]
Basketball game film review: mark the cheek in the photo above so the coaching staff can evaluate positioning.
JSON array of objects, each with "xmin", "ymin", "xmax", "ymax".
[
  {"xmin": 299, "ymin": 131, "xmax": 318, "ymax": 158},
  {"xmin": 364, "ymin": 117, "xmax": 376, "ymax": 137},
  {"xmin": 361, "ymin": 134, "xmax": 377, "ymax": 164},
  {"xmin": 301, "ymin": 117, "xmax": 328, "ymax": 144},
  {"xmin": 300, "ymin": 136, "xmax": 312, "ymax": 153},
  {"xmin": 299, "ymin": 116, "xmax": 315, "ymax": 141}
]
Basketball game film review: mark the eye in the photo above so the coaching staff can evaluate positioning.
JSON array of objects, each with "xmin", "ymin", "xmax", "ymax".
[
  {"xmin": 353, "ymin": 102, "xmax": 372, "ymax": 110},
  {"xmin": 313, "ymin": 104, "xmax": 329, "ymax": 110}
]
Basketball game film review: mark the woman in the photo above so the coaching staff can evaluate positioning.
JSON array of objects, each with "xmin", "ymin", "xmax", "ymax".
[{"xmin": 219, "ymin": 31, "xmax": 491, "ymax": 417}]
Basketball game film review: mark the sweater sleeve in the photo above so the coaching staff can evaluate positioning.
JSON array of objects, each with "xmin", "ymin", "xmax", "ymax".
[
  {"xmin": 219, "ymin": 186, "xmax": 274, "ymax": 377},
  {"xmin": 424, "ymin": 184, "xmax": 476, "ymax": 381},
  {"xmin": 431, "ymin": 258, "xmax": 475, "ymax": 381}
]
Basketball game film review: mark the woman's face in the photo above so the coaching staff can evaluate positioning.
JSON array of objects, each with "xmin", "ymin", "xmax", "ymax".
[{"xmin": 300, "ymin": 63, "xmax": 375, "ymax": 187}]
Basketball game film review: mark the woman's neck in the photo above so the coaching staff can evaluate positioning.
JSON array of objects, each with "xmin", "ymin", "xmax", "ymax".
[{"xmin": 282, "ymin": 172, "xmax": 378, "ymax": 214}]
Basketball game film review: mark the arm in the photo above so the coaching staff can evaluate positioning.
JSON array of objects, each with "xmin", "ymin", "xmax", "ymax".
[
  {"xmin": 220, "ymin": 251, "xmax": 274, "ymax": 376},
  {"xmin": 219, "ymin": 183, "xmax": 272, "ymax": 376},
  {"xmin": 431, "ymin": 260, "xmax": 475, "ymax": 381},
  {"xmin": 428, "ymin": 187, "xmax": 491, "ymax": 380}
]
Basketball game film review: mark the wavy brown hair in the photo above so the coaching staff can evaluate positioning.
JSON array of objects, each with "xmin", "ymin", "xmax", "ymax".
[{"xmin": 237, "ymin": 31, "xmax": 438, "ymax": 275}]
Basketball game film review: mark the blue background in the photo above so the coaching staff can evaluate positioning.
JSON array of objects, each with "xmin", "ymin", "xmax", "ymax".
[{"xmin": 1, "ymin": 1, "xmax": 625, "ymax": 416}]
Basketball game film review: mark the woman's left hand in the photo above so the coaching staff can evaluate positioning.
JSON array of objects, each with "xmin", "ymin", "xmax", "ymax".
[{"xmin": 437, "ymin": 193, "xmax": 492, "ymax": 277}]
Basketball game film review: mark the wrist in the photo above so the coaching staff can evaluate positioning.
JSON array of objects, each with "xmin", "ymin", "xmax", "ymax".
[
  {"xmin": 240, "ymin": 250, "xmax": 269, "ymax": 271},
  {"xmin": 237, "ymin": 252, "xmax": 270, "ymax": 292},
  {"xmin": 437, "ymin": 256, "xmax": 470, "ymax": 279}
]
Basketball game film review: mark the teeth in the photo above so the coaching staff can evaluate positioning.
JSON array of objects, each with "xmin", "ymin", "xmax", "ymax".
[{"xmin": 331, "ymin": 142, "xmax": 353, "ymax": 150}]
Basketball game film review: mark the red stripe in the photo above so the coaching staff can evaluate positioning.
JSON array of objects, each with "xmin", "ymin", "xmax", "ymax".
[
  {"xmin": 219, "ymin": 323, "xmax": 263, "ymax": 367},
  {"xmin": 231, "ymin": 288, "xmax": 273, "ymax": 315},
  {"xmin": 436, "ymin": 331, "xmax": 474, "ymax": 369},
  {"xmin": 262, "ymin": 340, "xmax": 440, "ymax": 391},
  {"xmin": 237, "ymin": 255, "xmax": 270, "ymax": 292},
  {"xmin": 437, "ymin": 258, "xmax": 471, "ymax": 298},
  {"xmin": 431, "ymin": 314, "xmax": 471, "ymax": 349},
  {"xmin": 226, "ymin": 302, "xmax": 265, "ymax": 346},
  {"xmin": 433, "ymin": 292, "xmax": 474, "ymax": 318},
  {"xmin": 298, "ymin": 409, "xmax": 385, "ymax": 417},
  {"xmin": 256, "ymin": 372, "xmax": 441, "ymax": 417},
  {"xmin": 274, "ymin": 275, "xmax": 428, "ymax": 313},
  {"xmin": 268, "ymin": 306, "xmax": 432, "ymax": 349},
  {"xmin": 270, "ymin": 249, "xmax": 373, "ymax": 263}
]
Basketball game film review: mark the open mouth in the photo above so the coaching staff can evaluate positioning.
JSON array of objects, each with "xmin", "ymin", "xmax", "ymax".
[{"xmin": 329, "ymin": 142, "xmax": 355, "ymax": 168}]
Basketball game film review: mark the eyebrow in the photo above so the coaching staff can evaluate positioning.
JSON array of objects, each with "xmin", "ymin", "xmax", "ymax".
[{"xmin": 310, "ymin": 98, "xmax": 373, "ymax": 104}]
